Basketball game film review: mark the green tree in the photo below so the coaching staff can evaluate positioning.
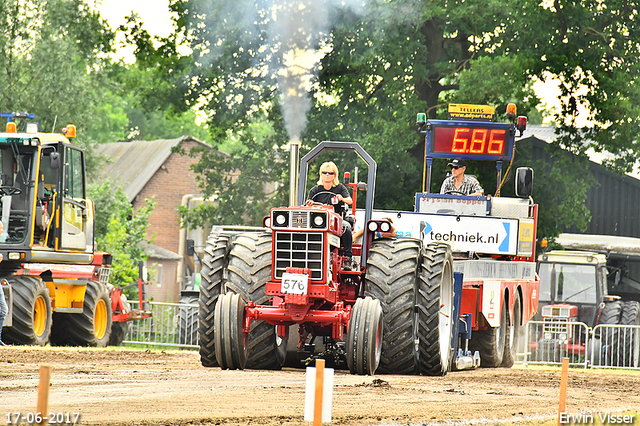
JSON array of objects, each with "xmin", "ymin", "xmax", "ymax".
[
  {"xmin": 131, "ymin": 0, "xmax": 640, "ymax": 239},
  {"xmin": 0, "ymin": 0, "xmax": 114, "ymax": 139},
  {"xmin": 88, "ymin": 181, "xmax": 156, "ymax": 288}
]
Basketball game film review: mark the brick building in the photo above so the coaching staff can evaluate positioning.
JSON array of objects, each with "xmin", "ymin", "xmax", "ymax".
[{"xmin": 93, "ymin": 136, "xmax": 212, "ymax": 302}]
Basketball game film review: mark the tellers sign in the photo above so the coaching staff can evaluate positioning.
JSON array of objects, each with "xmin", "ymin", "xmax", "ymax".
[{"xmin": 426, "ymin": 120, "xmax": 515, "ymax": 161}]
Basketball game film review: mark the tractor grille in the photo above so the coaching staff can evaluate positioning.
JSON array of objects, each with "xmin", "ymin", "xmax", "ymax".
[
  {"xmin": 290, "ymin": 211, "xmax": 308, "ymax": 228},
  {"xmin": 274, "ymin": 232, "xmax": 324, "ymax": 280},
  {"xmin": 543, "ymin": 318, "xmax": 569, "ymax": 336}
]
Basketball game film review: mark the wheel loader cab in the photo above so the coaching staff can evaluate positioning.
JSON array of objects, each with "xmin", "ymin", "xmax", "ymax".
[{"xmin": 0, "ymin": 133, "xmax": 94, "ymax": 262}]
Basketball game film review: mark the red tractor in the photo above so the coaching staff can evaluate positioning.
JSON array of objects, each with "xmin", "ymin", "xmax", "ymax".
[{"xmin": 198, "ymin": 141, "xmax": 457, "ymax": 375}]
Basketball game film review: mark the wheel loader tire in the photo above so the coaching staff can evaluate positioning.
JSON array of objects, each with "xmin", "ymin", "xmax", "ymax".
[
  {"xmin": 501, "ymin": 290, "xmax": 523, "ymax": 368},
  {"xmin": 620, "ymin": 300, "xmax": 640, "ymax": 367},
  {"xmin": 469, "ymin": 297, "xmax": 507, "ymax": 368},
  {"xmin": 50, "ymin": 281, "xmax": 112, "ymax": 347},
  {"xmin": 226, "ymin": 232, "xmax": 287, "ymax": 370},
  {"xmin": 108, "ymin": 294, "xmax": 131, "ymax": 346},
  {"xmin": 597, "ymin": 301, "xmax": 623, "ymax": 366},
  {"xmin": 198, "ymin": 233, "xmax": 231, "ymax": 367},
  {"xmin": 3, "ymin": 277, "xmax": 52, "ymax": 346},
  {"xmin": 215, "ymin": 292, "xmax": 248, "ymax": 370},
  {"xmin": 177, "ymin": 293, "xmax": 199, "ymax": 345},
  {"xmin": 346, "ymin": 296, "xmax": 383, "ymax": 375},
  {"xmin": 364, "ymin": 238, "xmax": 421, "ymax": 374},
  {"xmin": 416, "ymin": 242, "xmax": 456, "ymax": 376}
]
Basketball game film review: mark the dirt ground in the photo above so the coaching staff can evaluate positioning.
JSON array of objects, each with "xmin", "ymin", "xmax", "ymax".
[{"xmin": 2, "ymin": 347, "xmax": 640, "ymax": 426}]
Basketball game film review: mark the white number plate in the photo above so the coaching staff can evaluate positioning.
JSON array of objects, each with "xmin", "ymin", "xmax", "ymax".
[{"xmin": 281, "ymin": 272, "xmax": 309, "ymax": 295}]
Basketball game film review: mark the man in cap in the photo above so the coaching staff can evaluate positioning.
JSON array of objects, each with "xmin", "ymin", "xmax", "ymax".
[{"xmin": 440, "ymin": 158, "xmax": 484, "ymax": 196}]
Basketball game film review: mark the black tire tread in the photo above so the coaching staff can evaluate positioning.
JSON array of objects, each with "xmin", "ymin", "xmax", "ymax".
[
  {"xmin": 178, "ymin": 293, "xmax": 199, "ymax": 345},
  {"xmin": 417, "ymin": 242, "xmax": 454, "ymax": 376},
  {"xmin": 226, "ymin": 232, "xmax": 286, "ymax": 370},
  {"xmin": 364, "ymin": 238, "xmax": 421, "ymax": 374},
  {"xmin": 198, "ymin": 233, "xmax": 231, "ymax": 367},
  {"xmin": 3, "ymin": 276, "xmax": 52, "ymax": 346},
  {"xmin": 501, "ymin": 290, "xmax": 523, "ymax": 368}
]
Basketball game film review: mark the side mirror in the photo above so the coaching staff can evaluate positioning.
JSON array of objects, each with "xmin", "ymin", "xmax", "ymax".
[
  {"xmin": 50, "ymin": 152, "xmax": 60, "ymax": 169},
  {"xmin": 515, "ymin": 167, "xmax": 533, "ymax": 198},
  {"xmin": 186, "ymin": 239, "xmax": 195, "ymax": 257}
]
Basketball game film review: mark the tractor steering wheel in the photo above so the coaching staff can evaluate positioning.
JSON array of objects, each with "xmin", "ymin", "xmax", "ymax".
[
  {"xmin": 444, "ymin": 190, "xmax": 467, "ymax": 196},
  {"xmin": 0, "ymin": 186, "xmax": 22, "ymax": 196}
]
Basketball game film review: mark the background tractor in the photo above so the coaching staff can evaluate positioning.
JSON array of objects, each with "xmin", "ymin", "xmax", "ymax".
[{"xmin": 0, "ymin": 112, "xmax": 149, "ymax": 347}]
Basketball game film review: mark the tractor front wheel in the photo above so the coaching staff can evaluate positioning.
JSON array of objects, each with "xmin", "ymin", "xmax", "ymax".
[
  {"xmin": 215, "ymin": 292, "xmax": 247, "ymax": 370},
  {"xmin": 346, "ymin": 296, "xmax": 383, "ymax": 375}
]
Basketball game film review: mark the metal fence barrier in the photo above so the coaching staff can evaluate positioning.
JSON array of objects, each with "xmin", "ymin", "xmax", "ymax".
[
  {"xmin": 123, "ymin": 301, "xmax": 199, "ymax": 349},
  {"xmin": 524, "ymin": 321, "xmax": 640, "ymax": 369},
  {"xmin": 591, "ymin": 324, "xmax": 640, "ymax": 369},
  {"xmin": 524, "ymin": 320, "xmax": 591, "ymax": 368}
]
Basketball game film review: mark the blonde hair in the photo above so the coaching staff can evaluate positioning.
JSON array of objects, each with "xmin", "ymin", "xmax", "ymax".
[{"xmin": 317, "ymin": 161, "xmax": 340, "ymax": 186}]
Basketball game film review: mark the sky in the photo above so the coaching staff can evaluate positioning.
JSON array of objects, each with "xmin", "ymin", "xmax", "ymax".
[{"xmin": 93, "ymin": 0, "xmax": 174, "ymax": 61}]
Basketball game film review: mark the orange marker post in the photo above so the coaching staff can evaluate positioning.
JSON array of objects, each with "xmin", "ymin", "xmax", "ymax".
[
  {"xmin": 558, "ymin": 357, "xmax": 569, "ymax": 426},
  {"xmin": 37, "ymin": 364, "xmax": 52, "ymax": 426},
  {"xmin": 314, "ymin": 359, "xmax": 325, "ymax": 426}
]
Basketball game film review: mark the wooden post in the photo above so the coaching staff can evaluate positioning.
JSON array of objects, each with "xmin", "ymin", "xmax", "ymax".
[
  {"xmin": 37, "ymin": 364, "xmax": 52, "ymax": 426},
  {"xmin": 314, "ymin": 359, "xmax": 325, "ymax": 426},
  {"xmin": 558, "ymin": 357, "xmax": 569, "ymax": 426}
]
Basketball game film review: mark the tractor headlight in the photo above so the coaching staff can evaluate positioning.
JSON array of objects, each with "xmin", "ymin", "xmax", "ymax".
[
  {"xmin": 544, "ymin": 332, "xmax": 552, "ymax": 340},
  {"xmin": 380, "ymin": 221, "xmax": 391, "ymax": 232},
  {"xmin": 368, "ymin": 221, "xmax": 378, "ymax": 232},
  {"xmin": 559, "ymin": 332, "xmax": 568, "ymax": 342},
  {"xmin": 273, "ymin": 211, "xmax": 289, "ymax": 227},
  {"xmin": 311, "ymin": 212, "xmax": 326, "ymax": 229}
]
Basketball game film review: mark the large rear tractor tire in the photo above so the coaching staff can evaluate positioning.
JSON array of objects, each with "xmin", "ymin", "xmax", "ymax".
[
  {"xmin": 346, "ymin": 296, "xmax": 383, "ymax": 375},
  {"xmin": 501, "ymin": 290, "xmax": 523, "ymax": 368},
  {"xmin": 469, "ymin": 297, "xmax": 507, "ymax": 368},
  {"xmin": 364, "ymin": 238, "xmax": 421, "ymax": 374},
  {"xmin": 597, "ymin": 301, "xmax": 623, "ymax": 366},
  {"xmin": 108, "ymin": 293, "xmax": 131, "ymax": 346},
  {"xmin": 364, "ymin": 239, "xmax": 455, "ymax": 375},
  {"xmin": 226, "ymin": 232, "xmax": 287, "ymax": 370},
  {"xmin": 3, "ymin": 277, "xmax": 52, "ymax": 346},
  {"xmin": 177, "ymin": 292, "xmax": 199, "ymax": 346},
  {"xmin": 620, "ymin": 300, "xmax": 640, "ymax": 367},
  {"xmin": 50, "ymin": 281, "xmax": 112, "ymax": 347},
  {"xmin": 198, "ymin": 233, "xmax": 231, "ymax": 367},
  {"xmin": 215, "ymin": 292, "xmax": 248, "ymax": 370},
  {"xmin": 417, "ymin": 242, "xmax": 456, "ymax": 376}
]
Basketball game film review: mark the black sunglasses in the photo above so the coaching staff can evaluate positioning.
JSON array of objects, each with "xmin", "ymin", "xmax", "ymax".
[
  {"xmin": 322, "ymin": 171, "xmax": 335, "ymax": 175},
  {"xmin": 451, "ymin": 166, "xmax": 462, "ymax": 170}
]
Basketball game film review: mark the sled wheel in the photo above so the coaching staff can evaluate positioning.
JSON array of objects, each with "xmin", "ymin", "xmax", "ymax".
[
  {"xmin": 469, "ymin": 296, "xmax": 507, "ymax": 368},
  {"xmin": 215, "ymin": 292, "xmax": 247, "ymax": 370},
  {"xmin": 346, "ymin": 296, "xmax": 383, "ymax": 375},
  {"xmin": 501, "ymin": 290, "xmax": 523, "ymax": 367}
]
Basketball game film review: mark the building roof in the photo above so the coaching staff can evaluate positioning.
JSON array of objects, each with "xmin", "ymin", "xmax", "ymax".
[
  {"xmin": 524, "ymin": 125, "xmax": 559, "ymax": 143},
  {"xmin": 93, "ymin": 136, "xmax": 211, "ymax": 202},
  {"xmin": 140, "ymin": 242, "xmax": 183, "ymax": 261}
]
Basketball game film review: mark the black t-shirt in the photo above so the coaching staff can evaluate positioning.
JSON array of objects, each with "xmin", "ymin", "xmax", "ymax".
[{"xmin": 307, "ymin": 184, "xmax": 350, "ymax": 215}]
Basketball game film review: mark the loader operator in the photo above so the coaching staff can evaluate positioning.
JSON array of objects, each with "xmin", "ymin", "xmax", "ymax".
[
  {"xmin": 440, "ymin": 158, "xmax": 484, "ymax": 196},
  {"xmin": 306, "ymin": 161, "xmax": 354, "ymax": 268}
]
